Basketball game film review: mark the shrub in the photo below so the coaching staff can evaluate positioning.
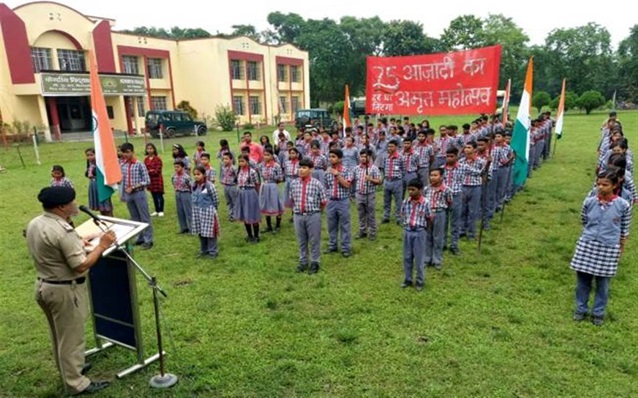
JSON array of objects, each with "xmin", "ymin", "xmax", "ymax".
[
  {"xmin": 176, "ymin": 100, "xmax": 198, "ymax": 119},
  {"xmin": 577, "ymin": 91, "xmax": 606, "ymax": 115},
  {"xmin": 214, "ymin": 105, "xmax": 237, "ymax": 131}
]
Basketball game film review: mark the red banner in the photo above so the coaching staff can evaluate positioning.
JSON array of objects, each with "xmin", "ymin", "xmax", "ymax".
[{"xmin": 366, "ymin": 45, "xmax": 501, "ymax": 115}]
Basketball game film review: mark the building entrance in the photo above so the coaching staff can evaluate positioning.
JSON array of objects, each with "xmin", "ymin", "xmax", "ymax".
[{"xmin": 52, "ymin": 96, "xmax": 91, "ymax": 132}]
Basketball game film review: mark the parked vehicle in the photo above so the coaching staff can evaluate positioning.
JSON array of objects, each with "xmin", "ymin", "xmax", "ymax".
[
  {"xmin": 351, "ymin": 97, "xmax": 367, "ymax": 117},
  {"xmin": 145, "ymin": 110, "xmax": 207, "ymax": 138},
  {"xmin": 294, "ymin": 108, "xmax": 337, "ymax": 129}
]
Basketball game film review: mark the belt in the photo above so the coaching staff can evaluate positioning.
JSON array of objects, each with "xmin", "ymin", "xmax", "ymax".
[
  {"xmin": 130, "ymin": 187, "xmax": 145, "ymax": 193},
  {"xmin": 386, "ymin": 177, "xmax": 402, "ymax": 181},
  {"xmin": 329, "ymin": 197, "xmax": 348, "ymax": 201},
  {"xmin": 239, "ymin": 186, "xmax": 254, "ymax": 190},
  {"xmin": 294, "ymin": 211, "xmax": 319, "ymax": 216},
  {"xmin": 38, "ymin": 277, "xmax": 86, "ymax": 285},
  {"xmin": 405, "ymin": 226, "xmax": 425, "ymax": 231}
]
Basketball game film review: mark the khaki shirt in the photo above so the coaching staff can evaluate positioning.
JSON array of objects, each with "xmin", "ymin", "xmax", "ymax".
[{"xmin": 26, "ymin": 212, "xmax": 87, "ymax": 281}]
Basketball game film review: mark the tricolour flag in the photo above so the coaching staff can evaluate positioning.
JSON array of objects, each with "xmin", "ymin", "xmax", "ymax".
[
  {"xmin": 502, "ymin": 78, "xmax": 511, "ymax": 126},
  {"xmin": 511, "ymin": 58, "xmax": 533, "ymax": 187},
  {"xmin": 555, "ymin": 78, "xmax": 566, "ymax": 139},
  {"xmin": 343, "ymin": 84, "xmax": 352, "ymax": 135},
  {"xmin": 89, "ymin": 50, "xmax": 121, "ymax": 202}
]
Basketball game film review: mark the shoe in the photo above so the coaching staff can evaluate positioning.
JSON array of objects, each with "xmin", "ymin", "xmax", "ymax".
[
  {"xmin": 434, "ymin": 264, "xmax": 442, "ymax": 271},
  {"xmin": 450, "ymin": 247, "xmax": 460, "ymax": 255},
  {"xmin": 78, "ymin": 381, "xmax": 110, "ymax": 395},
  {"xmin": 356, "ymin": 232, "xmax": 367, "ymax": 239},
  {"xmin": 208, "ymin": 254, "xmax": 218, "ymax": 259},
  {"xmin": 381, "ymin": 219, "xmax": 390, "ymax": 224},
  {"xmin": 443, "ymin": 245, "xmax": 448, "ymax": 251},
  {"xmin": 178, "ymin": 229, "xmax": 190, "ymax": 234},
  {"xmin": 401, "ymin": 281, "xmax": 413, "ymax": 288},
  {"xmin": 296, "ymin": 263, "xmax": 308, "ymax": 273},
  {"xmin": 150, "ymin": 212, "xmax": 158, "ymax": 217},
  {"xmin": 591, "ymin": 316, "xmax": 604, "ymax": 326},
  {"xmin": 196, "ymin": 252, "xmax": 206, "ymax": 258},
  {"xmin": 264, "ymin": 227, "xmax": 274, "ymax": 233},
  {"xmin": 140, "ymin": 242, "xmax": 153, "ymax": 250},
  {"xmin": 415, "ymin": 283, "xmax": 424, "ymax": 291},
  {"xmin": 81, "ymin": 362, "xmax": 92, "ymax": 376},
  {"xmin": 573, "ymin": 312, "xmax": 587, "ymax": 322},
  {"xmin": 323, "ymin": 248, "xmax": 338, "ymax": 254},
  {"xmin": 368, "ymin": 235, "xmax": 376, "ymax": 241},
  {"xmin": 274, "ymin": 227, "xmax": 281, "ymax": 234},
  {"xmin": 396, "ymin": 220, "xmax": 402, "ymax": 226},
  {"xmin": 253, "ymin": 237, "xmax": 260, "ymax": 243},
  {"xmin": 308, "ymin": 262, "xmax": 320, "ymax": 274},
  {"xmin": 342, "ymin": 251, "xmax": 351, "ymax": 258},
  {"xmin": 158, "ymin": 212, "xmax": 164, "ymax": 217},
  {"xmin": 245, "ymin": 237, "xmax": 254, "ymax": 243},
  {"xmin": 134, "ymin": 240, "xmax": 144, "ymax": 246}
]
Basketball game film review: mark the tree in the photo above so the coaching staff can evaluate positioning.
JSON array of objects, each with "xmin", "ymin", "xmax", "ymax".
[
  {"xmin": 120, "ymin": 26, "xmax": 211, "ymax": 39},
  {"xmin": 339, "ymin": 16, "xmax": 386, "ymax": 95},
  {"xmin": 176, "ymin": 100, "xmax": 198, "ymax": 119},
  {"xmin": 440, "ymin": 15, "xmax": 485, "ymax": 50},
  {"xmin": 229, "ymin": 24, "xmax": 262, "ymax": 42},
  {"xmin": 617, "ymin": 24, "xmax": 638, "ymax": 102},
  {"xmin": 549, "ymin": 91, "xmax": 578, "ymax": 111},
  {"xmin": 481, "ymin": 14, "xmax": 530, "ymax": 89},
  {"xmin": 532, "ymin": 91, "xmax": 551, "ymax": 113},
  {"xmin": 266, "ymin": 12, "xmax": 306, "ymax": 44},
  {"xmin": 382, "ymin": 20, "xmax": 431, "ymax": 56},
  {"xmin": 577, "ymin": 90, "xmax": 605, "ymax": 114}
]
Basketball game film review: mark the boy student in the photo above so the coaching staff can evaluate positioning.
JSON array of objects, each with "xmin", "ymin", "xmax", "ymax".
[
  {"xmin": 200, "ymin": 152, "xmax": 216, "ymax": 184},
  {"xmin": 291, "ymin": 158, "xmax": 327, "ymax": 274},
  {"xmin": 423, "ymin": 168, "xmax": 453, "ymax": 270},
  {"xmin": 459, "ymin": 141, "xmax": 487, "ymax": 240},
  {"xmin": 172, "ymin": 160, "xmax": 193, "ymax": 234},
  {"xmin": 491, "ymin": 129, "xmax": 514, "ymax": 213},
  {"xmin": 400, "ymin": 178, "xmax": 430, "ymax": 291},
  {"xmin": 382, "ymin": 140, "xmax": 405, "ymax": 224},
  {"xmin": 220, "ymin": 152, "xmax": 238, "ymax": 221},
  {"xmin": 434, "ymin": 125, "xmax": 451, "ymax": 167},
  {"xmin": 353, "ymin": 149, "xmax": 382, "ymax": 240},
  {"xmin": 414, "ymin": 129, "xmax": 434, "ymax": 186},
  {"xmin": 323, "ymin": 149, "xmax": 354, "ymax": 257},
  {"xmin": 443, "ymin": 147, "xmax": 464, "ymax": 255},
  {"xmin": 401, "ymin": 137, "xmax": 419, "ymax": 198},
  {"xmin": 477, "ymin": 137, "xmax": 495, "ymax": 230},
  {"xmin": 120, "ymin": 143, "xmax": 153, "ymax": 249}
]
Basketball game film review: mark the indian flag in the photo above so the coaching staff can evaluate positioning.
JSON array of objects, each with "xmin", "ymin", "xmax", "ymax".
[
  {"xmin": 555, "ymin": 78, "xmax": 566, "ymax": 139},
  {"xmin": 343, "ymin": 84, "xmax": 352, "ymax": 135},
  {"xmin": 511, "ymin": 58, "xmax": 533, "ymax": 187},
  {"xmin": 89, "ymin": 50, "xmax": 121, "ymax": 201}
]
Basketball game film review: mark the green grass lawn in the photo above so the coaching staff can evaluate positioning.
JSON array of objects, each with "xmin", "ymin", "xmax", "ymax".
[{"xmin": 0, "ymin": 110, "xmax": 636, "ymax": 397}]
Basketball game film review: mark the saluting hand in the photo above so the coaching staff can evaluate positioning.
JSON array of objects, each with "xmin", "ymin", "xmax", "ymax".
[{"xmin": 329, "ymin": 167, "xmax": 339, "ymax": 176}]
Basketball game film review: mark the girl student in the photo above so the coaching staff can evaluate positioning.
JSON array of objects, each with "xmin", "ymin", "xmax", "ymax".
[
  {"xmin": 50, "ymin": 165, "xmax": 73, "ymax": 188},
  {"xmin": 172, "ymin": 143, "xmax": 191, "ymax": 174},
  {"xmin": 234, "ymin": 154, "xmax": 262, "ymax": 243},
  {"xmin": 258, "ymin": 148, "xmax": 285, "ymax": 233},
  {"xmin": 172, "ymin": 160, "xmax": 193, "ymax": 234},
  {"xmin": 284, "ymin": 147, "xmax": 301, "ymax": 220},
  {"xmin": 85, "ymin": 148, "xmax": 113, "ymax": 217},
  {"xmin": 144, "ymin": 143, "xmax": 165, "ymax": 217},
  {"xmin": 570, "ymin": 170, "xmax": 632, "ymax": 326},
  {"xmin": 191, "ymin": 165, "xmax": 220, "ymax": 258},
  {"xmin": 220, "ymin": 152, "xmax": 238, "ymax": 221}
]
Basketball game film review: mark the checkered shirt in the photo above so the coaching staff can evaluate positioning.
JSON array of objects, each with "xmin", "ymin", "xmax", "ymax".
[
  {"xmin": 172, "ymin": 172, "xmax": 192, "ymax": 192},
  {"xmin": 259, "ymin": 161, "xmax": 283, "ymax": 183},
  {"xmin": 434, "ymin": 137, "xmax": 452, "ymax": 157},
  {"xmin": 442, "ymin": 163, "xmax": 464, "ymax": 194},
  {"xmin": 423, "ymin": 184, "xmax": 453, "ymax": 212},
  {"xmin": 220, "ymin": 165, "xmax": 237, "ymax": 186},
  {"xmin": 414, "ymin": 142, "xmax": 434, "ymax": 169},
  {"xmin": 308, "ymin": 153, "xmax": 328, "ymax": 170},
  {"xmin": 284, "ymin": 159, "xmax": 300, "ymax": 181},
  {"xmin": 50, "ymin": 177, "xmax": 74, "ymax": 188},
  {"xmin": 237, "ymin": 167, "xmax": 259, "ymax": 188},
  {"xmin": 459, "ymin": 156, "xmax": 486, "ymax": 186},
  {"xmin": 353, "ymin": 163, "xmax": 381, "ymax": 195},
  {"xmin": 290, "ymin": 176, "xmax": 327, "ymax": 213},
  {"xmin": 204, "ymin": 166, "xmax": 217, "ymax": 184},
  {"xmin": 121, "ymin": 159, "xmax": 150, "ymax": 189},
  {"xmin": 324, "ymin": 165, "xmax": 354, "ymax": 200},
  {"xmin": 384, "ymin": 152, "xmax": 405, "ymax": 180},
  {"xmin": 402, "ymin": 150, "xmax": 419, "ymax": 173},
  {"xmin": 400, "ymin": 196, "xmax": 430, "ymax": 229}
]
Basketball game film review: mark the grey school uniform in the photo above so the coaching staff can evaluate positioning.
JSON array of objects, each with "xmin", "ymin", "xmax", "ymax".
[
  {"xmin": 192, "ymin": 181, "xmax": 220, "ymax": 257},
  {"xmin": 172, "ymin": 172, "xmax": 193, "ymax": 233},
  {"xmin": 259, "ymin": 161, "xmax": 284, "ymax": 216},
  {"xmin": 234, "ymin": 167, "xmax": 261, "ymax": 224},
  {"xmin": 220, "ymin": 164, "xmax": 238, "ymax": 221}
]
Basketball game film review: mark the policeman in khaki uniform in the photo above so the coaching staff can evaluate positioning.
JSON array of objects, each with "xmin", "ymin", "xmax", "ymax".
[{"xmin": 26, "ymin": 186, "xmax": 116, "ymax": 395}]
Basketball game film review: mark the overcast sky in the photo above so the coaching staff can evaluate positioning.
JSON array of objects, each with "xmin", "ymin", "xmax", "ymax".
[{"xmin": 6, "ymin": 0, "xmax": 635, "ymax": 48}]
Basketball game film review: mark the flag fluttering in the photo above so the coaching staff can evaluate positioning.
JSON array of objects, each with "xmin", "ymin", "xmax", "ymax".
[
  {"xmin": 555, "ymin": 78, "xmax": 566, "ymax": 140},
  {"xmin": 343, "ymin": 84, "xmax": 352, "ymax": 134},
  {"xmin": 511, "ymin": 58, "xmax": 533, "ymax": 187},
  {"xmin": 89, "ymin": 50, "xmax": 121, "ymax": 201}
]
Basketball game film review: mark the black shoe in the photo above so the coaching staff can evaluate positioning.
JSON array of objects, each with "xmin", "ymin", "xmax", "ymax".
[
  {"xmin": 245, "ymin": 237, "xmax": 253, "ymax": 243},
  {"xmin": 368, "ymin": 235, "xmax": 376, "ymax": 241},
  {"xmin": 381, "ymin": 219, "xmax": 390, "ymax": 224},
  {"xmin": 274, "ymin": 227, "xmax": 281, "ymax": 234},
  {"xmin": 401, "ymin": 281, "xmax": 413, "ymax": 288},
  {"xmin": 253, "ymin": 237, "xmax": 260, "ymax": 243},
  {"xmin": 264, "ymin": 227, "xmax": 274, "ymax": 233},
  {"xmin": 342, "ymin": 251, "xmax": 351, "ymax": 258},
  {"xmin": 450, "ymin": 247, "xmax": 460, "ymax": 255},
  {"xmin": 323, "ymin": 248, "xmax": 338, "ymax": 254},
  {"xmin": 134, "ymin": 240, "xmax": 144, "ymax": 246},
  {"xmin": 591, "ymin": 315, "xmax": 604, "ymax": 326},
  {"xmin": 355, "ymin": 233, "xmax": 367, "ymax": 239},
  {"xmin": 309, "ymin": 262, "xmax": 320, "ymax": 274},
  {"xmin": 434, "ymin": 264, "xmax": 442, "ymax": 271},
  {"xmin": 140, "ymin": 242, "xmax": 153, "ymax": 250},
  {"xmin": 573, "ymin": 312, "xmax": 587, "ymax": 322},
  {"xmin": 78, "ymin": 381, "xmax": 110, "ymax": 395},
  {"xmin": 296, "ymin": 263, "xmax": 308, "ymax": 273},
  {"xmin": 415, "ymin": 283, "xmax": 424, "ymax": 291},
  {"xmin": 81, "ymin": 362, "xmax": 92, "ymax": 376},
  {"xmin": 178, "ymin": 229, "xmax": 190, "ymax": 234}
]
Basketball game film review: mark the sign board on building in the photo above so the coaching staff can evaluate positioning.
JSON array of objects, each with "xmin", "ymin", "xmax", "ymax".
[{"xmin": 41, "ymin": 73, "xmax": 146, "ymax": 96}]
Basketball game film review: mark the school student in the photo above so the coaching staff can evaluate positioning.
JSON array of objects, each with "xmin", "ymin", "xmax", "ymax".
[
  {"xmin": 172, "ymin": 160, "xmax": 193, "ymax": 234},
  {"xmin": 50, "ymin": 165, "xmax": 73, "ymax": 188},
  {"xmin": 323, "ymin": 149, "xmax": 354, "ymax": 257},
  {"xmin": 423, "ymin": 168, "xmax": 453, "ymax": 270},
  {"xmin": 120, "ymin": 143, "xmax": 153, "ymax": 249},
  {"xmin": 284, "ymin": 148, "xmax": 301, "ymax": 218},
  {"xmin": 193, "ymin": 140, "xmax": 206, "ymax": 168},
  {"xmin": 144, "ymin": 143, "xmax": 165, "ymax": 217},
  {"xmin": 414, "ymin": 130, "xmax": 434, "ymax": 186},
  {"xmin": 307, "ymin": 141, "xmax": 328, "ymax": 183},
  {"xmin": 401, "ymin": 137, "xmax": 419, "ymax": 198},
  {"xmin": 382, "ymin": 140, "xmax": 405, "ymax": 224},
  {"xmin": 570, "ymin": 170, "xmax": 632, "ymax": 326},
  {"xmin": 491, "ymin": 130, "xmax": 514, "ymax": 213},
  {"xmin": 259, "ymin": 149, "xmax": 285, "ymax": 233},
  {"xmin": 235, "ymin": 154, "xmax": 262, "ymax": 243},
  {"xmin": 200, "ymin": 152, "xmax": 216, "ymax": 184},
  {"xmin": 192, "ymin": 165, "xmax": 220, "ymax": 258},
  {"xmin": 353, "ymin": 149, "xmax": 382, "ymax": 240},
  {"xmin": 290, "ymin": 158, "xmax": 327, "ymax": 274},
  {"xmin": 459, "ymin": 142, "xmax": 487, "ymax": 240},
  {"xmin": 442, "ymin": 148, "xmax": 464, "ymax": 255},
  {"xmin": 172, "ymin": 144, "xmax": 191, "ymax": 174},
  {"xmin": 220, "ymin": 153, "xmax": 238, "ymax": 221},
  {"xmin": 400, "ymin": 178, "xmax": 430, "ymax": 291},
  {"xmin": 216, "ymin": 139, "xmax": 233, "ymax": 170},
  {"xmin": 85, "ymin": 148, "xmax": 113, "ymax": 217}
]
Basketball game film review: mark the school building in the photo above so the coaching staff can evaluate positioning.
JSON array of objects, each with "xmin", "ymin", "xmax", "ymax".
[{"xmin": 0, "ymin": 1, "xmax": 310, "ymax": 141}]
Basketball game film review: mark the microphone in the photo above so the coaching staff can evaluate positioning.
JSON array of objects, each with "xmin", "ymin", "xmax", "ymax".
[{"xmin": 79, "ymin": 205, "xmax": 106, "ymax": 228}]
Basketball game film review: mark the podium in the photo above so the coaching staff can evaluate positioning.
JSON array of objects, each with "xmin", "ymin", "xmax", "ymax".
[{"xmin": 76, "ymin": 216, "xmax": 166, "ymax": 379}]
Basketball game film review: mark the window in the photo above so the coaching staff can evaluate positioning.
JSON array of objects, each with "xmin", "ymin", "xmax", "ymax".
[
  {"xmin": 249, "ymin": 96, "xmax": 261, "ymax": 115},
  {"xmin": 291, "ymin": 65, "xmax": 301, "ymax": 83},
  {"xmin": 277, "ymin": 64, "xmax": 287, "ymax": 82},
  {"xmin": 128, "ymin": 97, "xmax": 146, "ymax": 115},
  {"xmin": 279, "ymin": 96, "xmax": 288, "ymax": 114},
  {"xmin": 147, "ymin": 58, "xmax": 163, "ymax": 79},
  {"xmin": 231, "ymin": 60, "xmax": 243, "ymax": 80},
  {"xmin": 291, "ymin": 96, "xmax": 300, "ymax": 112},
  {"xmin": 233, "ymin": 96, "xmax": 245, "ymax": 116},
  {"xmin": 106, "ymin": 106, "xmax": 114, "ymax": 119},
  {"xmin": 57, "ymin": 49, "xmax": 86, "ymax": 72},
  {"xmin": 247, "ymin": 61, "xmax": 260, "ymax": 81},
  {"xmin": 31, "ymin": 47, "xmax": 52, "ymax": 72},
  {"xmin": 151, "ymin": 96, "xmax": 167, "ymax": 110},
  {"xmin": 122, "ymin": 56, "xmax": 139, "ymax": 75}
]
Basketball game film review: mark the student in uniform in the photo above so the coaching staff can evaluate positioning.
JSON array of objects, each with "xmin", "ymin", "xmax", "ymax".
[
  {"xmin": 491, "ymin": 130, "xmax": 514, "ymax": 213},
  {"xmin": 414, "ymin": 130, "xmax": 434, "ymax": 186},
  {"xmin": 235, "ymin": 154, "xmax": 262, "ymax": 243},
  {"xmin": 400, "ymin": 178, "xmax": 429, "ymax": 291},
  {"xmin": 144, "ymin": 143, "xmax": 165, "ymax": 217},
  {"xmin": 191, "ymin": 165, "xmax": 220, "ymax": 258},
  {"xmin": 401, "ymin": 137, "xmax": 419, "ymax": 198},
  {"xmin": 220, "ymin": 153, "xmax": 238, "ymax": 221},
  {"xmin": 353, "ymin": 149, "xmax": 382, "ymax": 240},
  {"xmin": 323, "ymin": 149, "xmax": 354, "ymax": 257},
  {"xmin": 442, "ymin": 147, "xmax": 464, "ymax": 255},
  {"xmin": 423, "ymin": 168, "xmax": 453, "ymax": 270},
  {"xmin": 570, "ymin": 170, "xmax": 632, "ymax": 326},
  {"xmin": 50, "ymin": 165, "xmax": 73, "ymax": 188},
  {"xmin": 120, "ymin": 143, "xmax": 154, "ymax": 249},
  {"xmin": 284, "ymin": 148, "xmax": 301, "ymax": 218},
  {"xmin": 259, "ymin": 148, "xmax": 285, "ymax": 233},
  {"xmin": 192, "ymin": 140, "xmax": 206, "ymax": 168},
  {"xmin": 290, "ymin": 158, "xmax": 327, "ymax": 274},
  {"xmin": 382, "ymin": 140, "xmax": 405, "ymax": 224},
  {"xmin": 459, "ymin": 142, "xmax": 487, "ymax": 240},
  {"xmin": 216, "ymin": 139, "xmax": 233, "ymax": 170},
  {"xmin": 341, "ymin": 136, "xmax": 360, "ymax": 170},
  {"xmin": 200, "ymin": 152, "xmax": 216, "ymax": 184},
  {"xmin": 85, "ymin": 148, "xmax": 113, "ymax": 217},
  {"xmin": 307, "ymin": 141, "xmax": 328, "ymax": 184},
  {"xmin": 172, "ymin": 160, "xmax": 193, "ymax": 234}
]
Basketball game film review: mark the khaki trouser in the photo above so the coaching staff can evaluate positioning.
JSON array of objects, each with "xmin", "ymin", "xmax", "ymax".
[{"xmin": 35, "ymin": 279, "xmax": 91, "ymax": 395}]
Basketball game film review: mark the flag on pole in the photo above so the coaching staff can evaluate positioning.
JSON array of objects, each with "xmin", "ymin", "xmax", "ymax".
[
  {"xmin": 343, "ymin": 84, "xmax": 352, "ymax": 135},
  {"xmin": 89, "ymin": 50, "xmax": 121, "ymax": 202},
  {"xmin": 611, "ymin": 89, "xmax": 617, "ymax": 110},
  {"xmin": 555, "ymin": 78, "xmax": 566, "ymax": 140},
  {"xmin": 502, "ymin": 78, "xmax": 511, "ymax": 126},
  {"xmin": 511, "ymin": 58, "xmax": 533, "ymax": 187}
]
